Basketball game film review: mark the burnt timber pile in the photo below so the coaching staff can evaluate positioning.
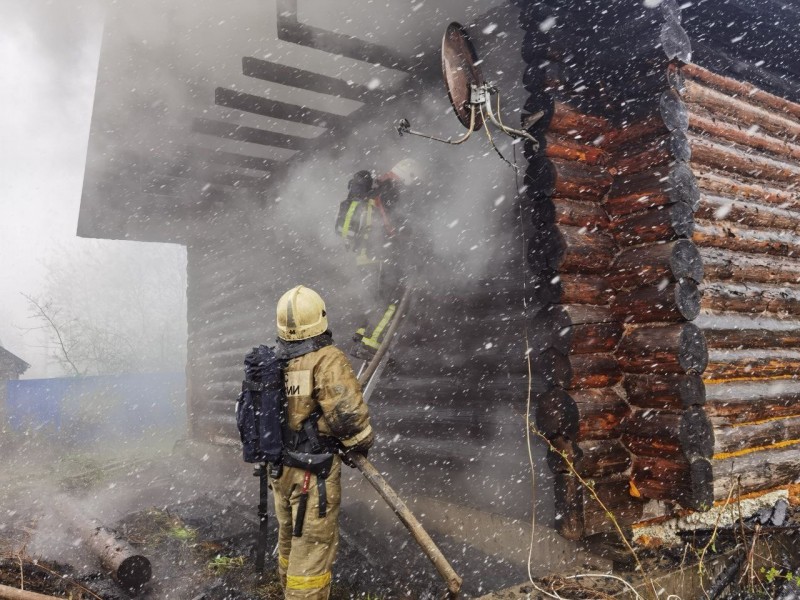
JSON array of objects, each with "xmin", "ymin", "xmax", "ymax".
[{"xmin": 519, "ymin": 0, "xmax": 800, "ymax": 539}]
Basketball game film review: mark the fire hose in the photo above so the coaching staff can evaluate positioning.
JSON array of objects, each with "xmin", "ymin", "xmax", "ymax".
[
  {"xmin": 354, "ymin": 282, "xmax": 462, "ymax": 597},
  {"xmin": 345, "ymin": 451, "xmax": 462, "ymax": 598}
]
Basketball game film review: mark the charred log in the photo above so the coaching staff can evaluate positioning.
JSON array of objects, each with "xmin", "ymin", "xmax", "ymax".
[
  {"xmin": 617, "ymin": 323, "xmax": 708, "ymax": 375},
  {"xmin": 622, "ymin": 406, "xmax": 714, "ymax": 460},
  {"xmin": 555, "ymin": 474, "xmax": 644, "ymax": 540},
  {"xmin": 612, "ymin": 201, "xmax": 694, "ymax": 246},
  {"xmin": 612, "ymin": 239, "xmax": 703, "ymax": 290},
  {"xmin": 624, "ymin": 374, "xmax": 706, "ymax": 410},
  {"xmin": 631, "ymin": 456, "xmax": 714, "ymax": 510},
  {"xmin": 605, "ymin": 163, "xmax": 700, "ymax": 217},
  {"xmin": 612, "ymin": 279, "xmax": 700, "ymax": 323}
]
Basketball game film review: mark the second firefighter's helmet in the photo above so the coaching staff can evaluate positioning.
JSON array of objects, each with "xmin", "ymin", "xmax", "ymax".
[
  {"xmin": 276, "ymin": 285, "xmax": 328, "ymax": 341},
  {"xmin": 388, "ymin": 158, "xmax": 423, "ymax": 185}
]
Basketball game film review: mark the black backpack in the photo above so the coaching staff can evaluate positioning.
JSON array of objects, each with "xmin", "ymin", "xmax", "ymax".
[{"xmin": 235, "ymin": 345, "xmax": 285, "ymax": 464}]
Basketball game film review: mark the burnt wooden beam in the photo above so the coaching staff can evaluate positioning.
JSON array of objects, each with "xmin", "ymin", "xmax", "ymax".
[
  {"xmin": 695, "ymin": 195, "xmax": 800, "ymax": 233},
  {"xmin": 702, "ymin": 320, "xmax": 800, "ymax": 348},
  {"xmin": 714, "ymin": 416, "xmax": 800, "ymax": 456},
  {"xmin": 689, "ymin": 42, "xmax": 800, "ymax": 103},
  {"xmin": 687, "ymin": 109, "xmax": 800, "ymax": 163},
  {"xmin": 538, "ymin": 350, "xmax": 622, "ymax": 390},
  {"xmin": 694, "ymin": 171, "xmax": 800, "ymax": 212},
  {"xmin": 547, "ymin": 438, "xmax": 632, "ymax": 478},
  {"xmin": 695, "ymin": 216, "xmax": 800, "ymax": 260},
  {"xmin": 544, "ymin": 135, "xmax": 608, "ymax": 166},
  {"xmin": 242, "ymin": 57, "xmax": 389, "ymax": 104},
  {"xmin": 525, "ymin": 157, "xmax": 612, "ymax": 202},
  {"xmin": 548, "ymin": 102, "xmax": 611, "ymax": 140},
  {"xmin": 535, "ymin": 272, "xmax": 615, "ymax": 306},
  {"xmin": 215, "ymin": 87, "xmax": 345, "ymax": 129},
  {"xmin": 555, "ymin": 322, "xmax": 624, "ymax": 355},
  {"xmin": 712, "ymin": 443, "xmax": 800, "ymax": 499},
  {"xmin": 612, "ymin": 130, "xmax": 692, "ymax": 176},
  {"xmin": 705, "ymin": 349, "xmax": 800, "ymax": 381},
  {"xmin": 192, "ymin": 118, "xmax": 309, "ymax": 151},
  {"xmin": 536, "ymin": 387, "xmax": 629, "ymax": 441},
  {"xmin": 602, "ymin": 113, "xmax": 675, "ymax": 152},
  {"xmin": 546, "ymin": 303, "xmax": 615, "ymax": 328},
  {"xmin": 700, "ymin": 247, "xmax": 800, "ymax": 285},
  {"xmin": 532, "ymin": 197, "xmax": 610, "ymax": 231},
  {"xmin": 275, "ymin": 0, "xmax": 417, "ymax": 71},
  {"xmin": 57, "ymin": 504, "xmax": 152, "ymax": 588},
  {"xmin": 689, "ymin": 136, "xmax": 800, "ymax": 186},
  {"xmin": 681, "ymin": 78, "xmax": 800, "ymax": 142},
  {"xmin": 527, "ymin": 225, "xmax": 615, "ymax": 275}
]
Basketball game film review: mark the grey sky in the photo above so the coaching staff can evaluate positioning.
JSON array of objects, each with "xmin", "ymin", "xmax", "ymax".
[
  {"xmin": 0, "ymin": 1, "xmax": 103, "ymax": 374},
  {"xmin": 0, "ymin": 1, "xmax": 189, "ymax": 377}
]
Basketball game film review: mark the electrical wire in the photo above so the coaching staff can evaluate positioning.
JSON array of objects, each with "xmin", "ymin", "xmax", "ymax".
[
  {"xmin": 480, "ymin": 103, "xmax": 520, "ymax": 172},
  {"xmin": 511, "ymin": 120, "xmax": 556, "ymax": 600}
]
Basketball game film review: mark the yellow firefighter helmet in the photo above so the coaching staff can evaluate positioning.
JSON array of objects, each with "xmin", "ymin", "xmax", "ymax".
[{"xmin": 276, "ymin": 285, "xmax": 328, "ymax": 341}]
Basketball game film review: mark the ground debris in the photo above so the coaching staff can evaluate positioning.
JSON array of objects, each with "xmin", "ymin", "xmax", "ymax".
[{"xmin": 0, "ymin": 555, "xmax": 110, "ymax": 599}]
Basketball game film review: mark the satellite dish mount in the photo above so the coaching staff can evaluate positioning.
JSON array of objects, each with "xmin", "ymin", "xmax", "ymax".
[{"xmin": 397, "ymin": 22, "xmax": 540, "ymax": 152}]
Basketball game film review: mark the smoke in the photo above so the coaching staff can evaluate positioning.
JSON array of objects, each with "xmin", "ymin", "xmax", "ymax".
[{"xmin": 268, "ymin": 12, "xmax": 529, "ymax": 317}]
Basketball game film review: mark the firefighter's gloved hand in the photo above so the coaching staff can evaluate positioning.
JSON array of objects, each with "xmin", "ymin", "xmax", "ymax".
[{"xmin": 341, "ymin": 448, "xmax": 368, "ymax": 468}]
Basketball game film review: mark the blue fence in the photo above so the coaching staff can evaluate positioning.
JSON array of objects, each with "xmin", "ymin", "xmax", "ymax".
[{"xmin": 4, "ymin": 373, "xmax": 186, "ymax": 441}]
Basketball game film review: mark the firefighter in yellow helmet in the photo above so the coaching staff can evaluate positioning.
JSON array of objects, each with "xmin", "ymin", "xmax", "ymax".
[
  {"xmin": 272, "ymin": 285, "xmax": 373, "ymax": 599},
  {"xmin": 335, "ymin": 158, "xmax": 421, "ymax": 359}
]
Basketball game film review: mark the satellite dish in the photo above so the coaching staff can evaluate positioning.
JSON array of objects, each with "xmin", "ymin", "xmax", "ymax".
[
  {"xmin": 397, "ymin": 21, "xmax": 540, "ymax": 153},
  {"xmin": 442, "ymin": 22, "xmax": 484, "ymax": 131}
]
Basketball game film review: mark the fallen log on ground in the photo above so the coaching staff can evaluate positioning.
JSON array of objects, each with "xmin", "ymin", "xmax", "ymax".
[{"xmin": 55, "ymin": 501, "xmax": 151, "ymax": 588}]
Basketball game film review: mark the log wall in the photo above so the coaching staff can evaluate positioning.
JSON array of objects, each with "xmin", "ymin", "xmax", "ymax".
[
  {"xmin": 605, "ymin": 64, "xmax": 715, "ymax": 512},
  {"xmin": 519, "ymin": 0, "xmax": 800, "ymax": 538},
  {"xmin": 520, "ymin": 2, "xmax": 642, "ymax": 540},
  {"xmin": 679, "ymin": 63, "xmax": 800, "ymax": 501}
]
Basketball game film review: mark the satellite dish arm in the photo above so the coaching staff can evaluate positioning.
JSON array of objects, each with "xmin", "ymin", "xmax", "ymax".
[{"xmin": 397, "ymin": 105, "xmax": 477, "ymax": 145}]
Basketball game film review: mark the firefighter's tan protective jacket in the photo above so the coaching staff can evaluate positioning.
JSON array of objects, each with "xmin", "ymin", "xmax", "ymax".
[
  {"xmin": 274, "ymin": 343, "xmax": 373, "ymax": 599},
  {"xmin": 283, "ymin": 344, "xmax": 374, "ymax": 451}
]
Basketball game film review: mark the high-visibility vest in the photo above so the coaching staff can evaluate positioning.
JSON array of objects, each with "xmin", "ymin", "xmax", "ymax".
[{"xmin": 336, "ymin": 198, "xmax": 376, "ymax": 265}]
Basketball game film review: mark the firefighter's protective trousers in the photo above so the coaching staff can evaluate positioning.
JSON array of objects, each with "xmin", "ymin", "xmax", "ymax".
[{"xmin": 273, "ymin": 458, "xmax": 342, "ymax": 599}]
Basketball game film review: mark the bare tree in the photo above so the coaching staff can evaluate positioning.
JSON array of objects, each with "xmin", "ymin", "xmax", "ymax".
[
  {"xmin": 22, "ymin": 293, "xmax": 85, "ymax": 376},
  {"xmin": 22, "ymin": 240, "xmax": 187, "ymax": 376}
]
